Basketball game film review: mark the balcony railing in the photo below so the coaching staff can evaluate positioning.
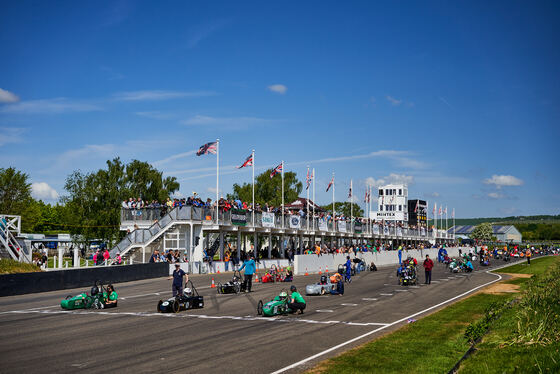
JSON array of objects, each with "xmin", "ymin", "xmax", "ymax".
[{"xmin": 120, "ymin": 207, "xmax": 453, "ymax": 240}]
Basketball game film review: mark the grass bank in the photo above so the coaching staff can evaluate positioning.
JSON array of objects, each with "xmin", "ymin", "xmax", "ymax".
[
  {"xmin": 309, "ymin": 256, "xmax": 560, "ymax": 374},
  {"xmin": 0, "ymin": 258, "xmax": 42, "ymax": 274}
]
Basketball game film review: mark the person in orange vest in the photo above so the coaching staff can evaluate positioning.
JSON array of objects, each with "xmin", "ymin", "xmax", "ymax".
[
  {"xmin": 224, "ymin": 250, "xmax": 231, "ymax": 271},
  {"xmin": 526, "ymin": 246, "xmax": 532, "ymax": 265}
]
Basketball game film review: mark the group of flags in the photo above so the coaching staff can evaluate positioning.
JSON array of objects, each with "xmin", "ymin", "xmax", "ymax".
[{"xmin": 198, "ymin": 141, "xmax": 456, "ymax": 220}]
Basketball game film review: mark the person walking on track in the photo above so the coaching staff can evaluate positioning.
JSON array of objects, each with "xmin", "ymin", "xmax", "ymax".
[{"xmin": 423, "ymin": 254, "xmax": 434, "ymax": 285}]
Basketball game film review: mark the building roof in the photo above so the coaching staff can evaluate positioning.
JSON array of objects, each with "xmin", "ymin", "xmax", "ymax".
[
  {"xmin": 447, "ymin": 225, "xmax": 520, "ymax": 236},
  {"xmin": 285, "ymin": 198, "xmax": 324, "ymax": 212}
]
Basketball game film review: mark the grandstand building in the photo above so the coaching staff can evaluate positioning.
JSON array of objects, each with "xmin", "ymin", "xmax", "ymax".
[{"xmin": 375, "ymin": 184, "xmax": 408, "ymax": 222}]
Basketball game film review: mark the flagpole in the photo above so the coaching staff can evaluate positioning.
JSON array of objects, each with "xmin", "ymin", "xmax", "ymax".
[
  {"xmin": 350, "ymin": 179, "xmax": 353, "ymax": 233},
  {"xmin": 445, "ymin": 205, "xmax": 448, "ymax": 235},
  {"xmin": 426, "ymin": 199, "xmax": 429, "ymax": 240},
  {"xmin": 332, "ymin": 172, "xmax": 335, "ymax": 233},
  {"xmin": 434, "ymin": 202, "xmax": 437, "ymax": 241},
  {"xmin": 312, "ymin": 168, "xmax": 315, "ymax": 231},
  {"xmin": 252, "ymin": 149, "xmax": 255, "ymax": 227},
  {"xmin": 306, "ymin": 166, "xmax": 310, "ymax": 232},
  {"xmin": 453, "ymin": 208, "xmax": 455, "ymax": 241},
  {"xmin": 215, "ymin": 139, "xmax": 220, "ymax": 224},
  {"xmin": 281, "ymin": 160, "xmax": 284, "ymax": 229}
]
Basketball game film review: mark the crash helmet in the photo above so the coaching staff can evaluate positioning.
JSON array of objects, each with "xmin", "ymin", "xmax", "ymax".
[
  {"xmin": 279, "ymin": 291, "xmax": 288, "ymax": 300},
  {"xmin": 320, "ymin": 275, "xmax": 327, "ymax": 284},
  {"xmin": 184, "ymin": 288, "xmax": 192, "ymax": 296},
  {"xmin": 290, "ymin": 285, "xmax": 297, "ymax": 292}
]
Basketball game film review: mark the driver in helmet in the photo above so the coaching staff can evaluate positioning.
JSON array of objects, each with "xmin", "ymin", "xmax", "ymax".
[
  {"xmin": 104, "ymin": 284, "xmax": 118, "ymax": 308},
  {"xmin": 288, "ymin": 285, "xmax": 306, "ymax": 314}
]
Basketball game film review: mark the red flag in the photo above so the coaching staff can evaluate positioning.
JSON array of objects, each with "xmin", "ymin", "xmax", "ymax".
[
  {"xmin": 237, "ymin": 154, "xmax": 253, "ymax": 169},
  {"xmin": 326, "ymin": 176, "xmax": 334, "ymax": 192}
]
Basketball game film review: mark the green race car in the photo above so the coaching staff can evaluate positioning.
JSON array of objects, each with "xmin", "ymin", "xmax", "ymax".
[
  {"xmin": 60, "ymin": 282, "xmax": 108, "ymax": 310},
  {"xmin": 257, "ymin": 291, "xmax": 290, "ymax": 316}
]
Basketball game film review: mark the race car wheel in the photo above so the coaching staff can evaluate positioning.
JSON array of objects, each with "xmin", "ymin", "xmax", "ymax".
[
  {"xmin": 257, "ymin": 300, "xmax": 263, "ymax": 315},
  {"xmin": 172, "ymin": 300, "xmax": 180, "ymax": 313},
  {"xmin": 217, "ymin": 283, "xmax": 222, "ymax": 294},
  {"xmin": 157, "ymin": 300, "xmax": 163, "ymax": 313},
  {"xmin": 84, "ymin": 296, "xmax": 93, "ymax": 308},
  {"xmin": 234, "ymin": 284, "xmax": 241, "ymax": 294},
  {"xmin": 320, "ymin": 287, "xmax": 326, "ymax": 295},
  {"xmin": 184, "ymin": 301, "xmax": 190, "ymax": 310}
]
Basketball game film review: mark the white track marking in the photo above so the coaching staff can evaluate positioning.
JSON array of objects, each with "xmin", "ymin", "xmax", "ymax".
[
  {"xmin": 379, "ymin": 293, "xmax": 393, "ymax": 296},
  {"xmin": 270, "ymin": 269, "xmax": 505, "ymax": 374},
  {"xmin": 410, "ymin": 286, "xmax": 420, "ymax": 289},
  {"xmin": 362, "ymin": 298, "xmax": 377, "ymax": 301},
  {"xmin": 0, "ymin": 309, "xmax": 387, "ymax": 327},
  {"xmin": 430, "ymin": 281, "xmax": 440, "ymax": 283},
  {"xmin": 340, "ymin": 303, "xmax": 358, "ymax": 306},
  {"xmin": 394, "ymin": 289, "xmax": 408, "ymax": 292},
  {"xmin": 316, "ymin": 310, "xmax": 334, "ymax": 313},
  {"xmin": 23, "ymin": 305, "xmax": 58, "ymax": 311}
]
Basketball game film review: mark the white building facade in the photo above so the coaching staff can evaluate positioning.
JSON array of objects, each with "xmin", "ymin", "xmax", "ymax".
[{"xmin": 374, "ymin": 184, "xmax": 409, "ymax": 223}]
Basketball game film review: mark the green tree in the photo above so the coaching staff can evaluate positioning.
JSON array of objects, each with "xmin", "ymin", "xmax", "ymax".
[
  {"xmin": 62, "ymin": 158, "xmax": 179, "ymax": 245},
  {"xmin": 0, "ymin": 167, "xmax": 41, "ymax": 232},
  {"xmin": 320, "ymin": 202, "xmax": 364, "ymax": 218},
  {"xmin": 470, "ymin": 222, "xmax": 493, "ymax": 241},
  {"xmin": 227, "ymin": 169, "xmax": 302, "ymax": 207}
]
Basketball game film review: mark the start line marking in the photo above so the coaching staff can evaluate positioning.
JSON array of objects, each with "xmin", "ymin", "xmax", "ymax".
[{"xmin": 0, "ymin": 309, "xmax": 389, "ymax": 328}]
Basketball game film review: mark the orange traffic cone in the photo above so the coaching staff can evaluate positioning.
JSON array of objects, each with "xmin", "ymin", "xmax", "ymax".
[
  {"xmin": 254, "ymin": 272, "xmax": 259, "ymax": 283},
  {"xmin": 326, "ymin": 266, "xmax": 329, "ymax": 274},
  {"xmin": 318, "ymin": 266, "xmax": 322, "ymax": 275},
  {"xmin": 305, "ymin": 267, "xmax": 309, "ymax": 276},
  {"xmin": 211, "ymin": 278, "xmax": 216, "ymax": 288}
]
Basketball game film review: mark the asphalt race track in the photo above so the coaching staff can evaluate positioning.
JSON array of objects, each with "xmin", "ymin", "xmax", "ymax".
[{"xmin": 0, "ymin": 256, "xmax": 527, "ymax": 374}]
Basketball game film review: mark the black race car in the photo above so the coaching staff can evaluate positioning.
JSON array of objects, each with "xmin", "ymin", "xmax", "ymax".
[
  {"xmin": 217, "ymin": 270, "xmax": 247, "ymax": 294},
  {"xmin": 157, "ymin": 280, "xmax": 204, "ymax": 313}
]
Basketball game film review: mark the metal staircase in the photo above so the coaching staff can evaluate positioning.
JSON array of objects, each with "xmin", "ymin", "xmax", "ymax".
[{"xmin": 0, "ymin": 215, "xmax": 29, "ymax": 262}]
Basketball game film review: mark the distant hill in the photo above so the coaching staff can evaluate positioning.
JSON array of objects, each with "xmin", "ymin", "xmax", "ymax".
[{"xmin": 428, "ymin": 215, "xmax": 560, "ymax": 227}]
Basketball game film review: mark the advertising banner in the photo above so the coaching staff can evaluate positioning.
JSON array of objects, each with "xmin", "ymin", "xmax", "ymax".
[
  {"xmin": 421, "ymin": 227, "xmax": 426, "ymax": 236},
  {"xmin": 261, "ymin": 212, "xmax": 275, "ymax": 228},
  {"xmin": 396, "ymin": 227, "xmax": 403, "ymax": 237},
  {"xmin": 383, "ymin": 226, "xmax": 390, "ymax": 236},
  {"xmin": 354, "ymin": 222, "xmax": 363, "ymax": 233},
  {"xmin": 318, "ymin": 219, "xmax": 328, "ymax": 231},
  {"xmin": 231, "ymin": 209, "xmax": 247, "ymax": 226},
  {"xmin": 289, "ymin": 215, "xmax": 301, "ymax": 229},
  {"xmin": 338, "ymin": 221, "xmax": 347, "ymax": 233},
  {"xmin": 373, "ymin": 225, "xmax": 380, "ymax": 235}
]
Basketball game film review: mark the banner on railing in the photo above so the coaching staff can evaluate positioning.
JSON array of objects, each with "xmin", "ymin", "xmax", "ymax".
[
  {"xmin": 396, "ymin": 227, "xmax": 403, "ymax": 237},
  {"xmin": 231, "ymin": 209, "xmax": 247, "ymax": 226},
  {"xmin": 421, "ymin": 227, "xmax": 426, "ymax": 236},
  {"xmin": 318, "ymin": 219, "xmax": 328, "ymax": 231},
  {"xmin": 383, "ymin": 226, "xmax": 390, "ymax": 235},
  {"xmin": 354, "ymin": 222, "xmax": 362, "ymax": 233},
  {"xmin": 373, "ymin": 225, "xmax": 380, "ymax": 235},
  {"xmin": 338, "ymin": 221, "xmax": 347, "ymax": 233},
  {"xmin": 289, "ymin": 215, "xmax": 301, "ymax": 229},
  {"xmin": 261, "ymin": 212, "xmax": 275, "ymax": 228}
]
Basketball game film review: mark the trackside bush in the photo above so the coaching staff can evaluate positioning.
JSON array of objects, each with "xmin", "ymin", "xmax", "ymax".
[{"xmin": 512, "ymin": 262, "xmax": 560, "ymax": 345}]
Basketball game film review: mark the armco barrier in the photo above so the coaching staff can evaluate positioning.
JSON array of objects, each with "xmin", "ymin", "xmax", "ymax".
[
  {"xmin": 294, "ymin": 247, "xmax": 471, "ymax": 275},
  {"xmin": 0, "ymin": 263, "xmax": 169, "ymax": 297}
]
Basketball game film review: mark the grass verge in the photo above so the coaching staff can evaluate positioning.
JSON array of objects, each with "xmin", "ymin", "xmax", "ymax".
[
  {"xmin": 493, "ymin": 256, "xmax": 558, "ymax": 276},
  {"xmin": 0, "ymin": 258, "xmax": 42, "ymax": 274}
]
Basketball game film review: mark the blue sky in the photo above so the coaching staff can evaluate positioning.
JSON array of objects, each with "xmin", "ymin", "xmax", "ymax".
[{"xmin": 1, "ymin": 1, "xmax": 559, "ymax": 218}]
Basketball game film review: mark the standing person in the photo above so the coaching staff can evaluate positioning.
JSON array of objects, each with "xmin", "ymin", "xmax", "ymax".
[
  {"xmin": 93, "ymin": 250, "xmax": 99, "ymax": 266},
  {"xmin": 224, "ymin": 249, "xmax": 231, "ymax": 272},
  {"xmin": 238, "ymin": 254, "xmax": 256, "ymax": 292},
  {"xmin": 398, "ymin": 246, "xmax": 403, "ymax": 265},
  {"xmin": 345, "ymin": 256, "xmax": 352, "ymax": 283},
  {"xmin": 103, "ymin": 248, "xmax": 110, "ymax": 265},
  {"xmin": 169, "ymin": 263, "xmax": 187, "ymax": 297},
  {"xmin": 526, "ymin": 246, "xmax": 532, "ymax": 265},
  {"xmin": 288, "ymin": 285, "xmax": 306, "ymax": 314},
  {"xmin": 423, "ymin": 254, "xmax": 434, "ymax": 284}
]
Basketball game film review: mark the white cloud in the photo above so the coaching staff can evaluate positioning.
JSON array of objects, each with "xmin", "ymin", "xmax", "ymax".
[
  {"xmin": 0, "ymin": 88, "xmax": 19, "ymax": 103},
  {"xmin": 186, "ymin": 19, "xmax": 230, "ymax": 49},
  {"xmin": 386, "ymin": 95, "xmax": 402, "ymax": 106},
  {"xmin": 487, "ymin": 192, "xmax": 505, "ymax": 199},
  {"xmin": 31, "ymin": 182, "xmax": 59, "ymax": 201},
  {"xmin": 135, "ymin": 111, "xmax": 175, "ymax": 120},
  {"xmin": 427, "ymin": 192, "xmax": 440, "ymax": 198},
  {"xmin": 366, "ymin": 173, "xmax": 414, "ymax": 187},
  {"xmin": 182, "ymin": 115, "xmax": 272, "ymax": 129},
  {"xmin": 267, "ymin": 84, "xmax": 287, "ymax": 95},
  {"xmin": 0, "ymin": 127, "xmax": 26, "ymax": 146},
  {"xmin": 0, "ymin": 98, "xmax": 102, "ymax": 114},
  {"xmin": 483, "ymin": 175, "xmax": 523, "ymax": 189},
  {"xmin": 113, "ymin": 90, "xmax": 216, "ymax": 101},
  {"xmin": 152, "ymin": 150, "xmax": 197, "ymax": 167}
]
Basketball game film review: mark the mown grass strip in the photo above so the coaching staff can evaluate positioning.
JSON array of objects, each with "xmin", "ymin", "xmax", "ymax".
[
  {"xmin": 0, "ymin": 258, "xmax": 42, "ymax": 274},
  {"xmin": 493, "ymin": 255, "xmax": 558, "ymax": 276}
]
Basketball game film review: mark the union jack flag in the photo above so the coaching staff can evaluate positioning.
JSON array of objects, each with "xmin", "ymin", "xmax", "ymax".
[
  {"xmin": 237, "ymin": 154, "xmax": 253, "ymax": 169},
  {"xmin": 326, "ymin": 176, "xmax": 334, "ymax": 192},
  {"xmin": 414, "ymin": 200, "xmax": 419, "ymax": 213},
  {"xmin": 196, "ymin": 142, "xmax": 217, "ymax": 156},
  {"xmin": 364, "ymin": 190, "xmax": 369, "ymax": 203},
  {"xmin": 439, "ymin": 206, "xmax": 443, "ymax": 216},
  {"xmin": 433, "ymin": 203, "xmax": 437, "ymax": 215},
  {"xmin": 270, "ymin": 163, "xmax": 283, "ymax": 178},
  {"xmin": 306, "ymin": 168, "xmax": 313, "ymax": 190}
]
